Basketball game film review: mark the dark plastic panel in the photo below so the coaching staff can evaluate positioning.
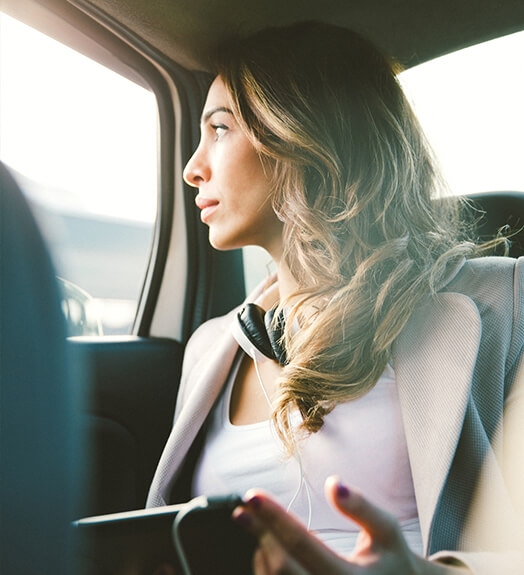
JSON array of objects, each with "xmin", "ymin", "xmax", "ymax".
[
  {"xmin": 466, "ymin": 191, "xmax": 524, "ymax": 257},
  {"xmin": 70, "ymin": 337, "xmax": 184, "ymax": 517}
]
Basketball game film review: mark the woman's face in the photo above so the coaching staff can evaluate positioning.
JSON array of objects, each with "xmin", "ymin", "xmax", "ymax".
[{"xmin": 183, "ymin": 76, "xmax": 283, "ymax": 256}]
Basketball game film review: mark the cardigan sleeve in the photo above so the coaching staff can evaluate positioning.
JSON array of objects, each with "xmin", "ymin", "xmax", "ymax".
[
  {"xmin": 429, "ymin": 358, "xmax": 524, "ymax": 573},
  {"xmin": 501, "ymin": 256, "xmax": 524, "ymax": 540},
  {"xmin": 430, "ymin": 259, "xmax": 524, "ymax": 574}
]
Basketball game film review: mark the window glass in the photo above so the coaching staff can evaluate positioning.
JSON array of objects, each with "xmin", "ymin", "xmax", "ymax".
[
  {"xmin": 243, "ymin": 246, "xmax": 276, "ymax": 295},
  {"xmin": 0, "ymin": 13, "xmax": 158, "ymax": 335},
  {"xmin": 399, "ymin": 30, "xmax": 524, "ymax": 195}
]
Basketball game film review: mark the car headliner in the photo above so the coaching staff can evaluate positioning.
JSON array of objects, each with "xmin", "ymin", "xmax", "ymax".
[
  {"xmin": 3, "ymin": 0, "xmax": 524, "ymax": 73},
  {"xmin": 69, "ymin": 0, "xmax": 524, "ymax": 70}
]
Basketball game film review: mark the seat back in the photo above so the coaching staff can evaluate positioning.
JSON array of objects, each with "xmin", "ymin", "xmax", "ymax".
[
  {"xmin": 465, "ymin": 191, "xmax": 524, "ymax": 257},
  {"xmin": 0, "ymin": 162, "xmax": 81, "ymax": 573}
]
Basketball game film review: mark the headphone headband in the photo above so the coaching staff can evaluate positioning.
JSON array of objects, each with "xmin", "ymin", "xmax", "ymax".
[{"xmin": 232, "ymin": 303, "xmax": 288, "ymax": 366}]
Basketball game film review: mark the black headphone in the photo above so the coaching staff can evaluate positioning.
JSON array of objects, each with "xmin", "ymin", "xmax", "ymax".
[{"xmin": 233, "ymin": 303, "xmax": 288, "ymax": 366}]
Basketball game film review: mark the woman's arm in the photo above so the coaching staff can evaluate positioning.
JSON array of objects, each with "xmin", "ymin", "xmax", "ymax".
[{"xmin": 233, "ymin": 476, "xmax": 471, "ymax": 575}]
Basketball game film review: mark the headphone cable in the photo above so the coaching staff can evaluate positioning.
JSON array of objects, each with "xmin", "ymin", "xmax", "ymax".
[{"xmin": 251, "ymin": 348, "xmax": 313, "ymax": 530}]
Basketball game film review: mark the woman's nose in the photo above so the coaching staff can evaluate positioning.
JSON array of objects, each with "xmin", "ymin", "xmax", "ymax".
[{"xmin": 183, "ymin": 146, "xmax": 210, "ymax": 188}]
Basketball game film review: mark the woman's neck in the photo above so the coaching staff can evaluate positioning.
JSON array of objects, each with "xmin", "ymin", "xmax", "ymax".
[
  {"xmin": 263, "ymin": 242, "xmax": 299, "ymax": 307},
  {"xmin": 276, "ymin": 260, "xmax": 299, "ymax": 304},
  {"xmin": 255, "ymin": 258, "xmax": 297, "ymax": 312}
]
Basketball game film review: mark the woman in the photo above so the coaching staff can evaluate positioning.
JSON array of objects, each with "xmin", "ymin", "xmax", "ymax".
[{"xmin": 148, "ymin": 22, "xmax": 524, "ymax": 574}]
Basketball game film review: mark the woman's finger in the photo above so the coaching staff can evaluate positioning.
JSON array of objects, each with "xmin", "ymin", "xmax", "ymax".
[
  {"xmin": 253, "ymin": 546, "xmax": 270, "ymax": 575},
  {"xmin": 257, "ymin": 532, "xmax": 313, "ymax": 575},
  {"xmin": 235, "ymin": 490, "xmax": 350, "ymax": 575},
  {"xmin": 325, "ymin": 476, "xmax": 401, "ymax": 547},
  {"xmin": 233, "ymin": 506, "xmax": 314, "ymax": 575}
]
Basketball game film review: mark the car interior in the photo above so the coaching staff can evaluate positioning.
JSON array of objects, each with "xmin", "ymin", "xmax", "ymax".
[{"xmin": 1, "ymin": 0, "xmax": 523, "ymax": 573}]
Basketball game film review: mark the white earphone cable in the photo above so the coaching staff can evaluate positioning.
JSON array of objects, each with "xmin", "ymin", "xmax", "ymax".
[
  {"xmin": 252, "ymin": 349, "xmax": 273, "ymax": 406},
  {"xmin": 286, "ymin": 411, "xmax": 313, "ymax": 530},
  {"xmin": 251, "ymin": 348, "xmax": 312, "ymax": 530}
]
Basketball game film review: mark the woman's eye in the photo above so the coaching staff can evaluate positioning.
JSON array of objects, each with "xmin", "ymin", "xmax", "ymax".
[{"xmin": 211, "ymin": 124, "xmax": 228, "ymax": 140}]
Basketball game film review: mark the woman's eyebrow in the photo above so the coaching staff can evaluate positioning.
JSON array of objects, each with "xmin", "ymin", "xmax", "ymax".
[{"xmin": 200, "ymin": 106, "xmax": 233, "ymax": 125}]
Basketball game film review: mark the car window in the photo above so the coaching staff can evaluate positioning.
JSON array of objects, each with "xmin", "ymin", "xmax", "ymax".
[
  {"xmin": 0, "ymin": 13, "xmax": 158, "ymax": 336},
  {"xmin": 399, "ymin": 30, "xmax": 524, "ymax": 196},
  {"xmin": 243, "ymin": 245, "xmax": 276, "ymax": 295},
  {"xmin": 242, "ymin": 31, "xmax": 524, "ymax": 293}
]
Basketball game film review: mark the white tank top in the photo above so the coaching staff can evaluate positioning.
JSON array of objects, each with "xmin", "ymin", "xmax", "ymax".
[{"xmin": 192, "ymin": 353, "xmax": 423, "ymax": 556}]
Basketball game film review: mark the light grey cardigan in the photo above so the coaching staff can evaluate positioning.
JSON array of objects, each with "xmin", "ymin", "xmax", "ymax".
[{"xmin": 148, "ymin": 256, "xmax": 524, "ymax": 574}]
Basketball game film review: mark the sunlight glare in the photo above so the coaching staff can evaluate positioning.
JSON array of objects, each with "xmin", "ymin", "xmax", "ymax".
[{"xmin": 0, "ymin": 12, "xmax": 157, "ymax": 222}]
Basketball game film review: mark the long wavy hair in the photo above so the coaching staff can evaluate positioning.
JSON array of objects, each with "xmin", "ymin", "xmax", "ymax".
[{"xmin": 212, "ymin": 22, "xmax": 502, "ymax": 451}]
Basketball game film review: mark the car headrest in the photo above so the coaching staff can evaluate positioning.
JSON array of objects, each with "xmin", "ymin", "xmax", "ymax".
[
  {"xmin": 465, "ymin": 191, "xmax": 524, "ymax": 258},
  {"xmin": 0, "ymin": 162, "xmax": 80, "ymax": 573}
]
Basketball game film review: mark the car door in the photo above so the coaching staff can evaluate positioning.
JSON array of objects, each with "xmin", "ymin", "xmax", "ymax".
[{"xmin": 0, "ymin": 0, "xmax": 245, "ymax": 519}]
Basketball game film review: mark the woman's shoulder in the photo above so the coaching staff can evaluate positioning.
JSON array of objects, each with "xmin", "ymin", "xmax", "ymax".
[
  {"xmin": 184, "ymin": 307, "xmax": 239, "ymax": 358},
  {"xmin": 175, "ymin": 307, "xmax": 240, "ymax": 410},
  {"xmin": 442, "ymin": 256, "xmax": 523, "ymax": 364},
  {"xmin": 443, "ymin": 255, "xmax": 523, "ymax": 304},
  {"xmin": 461, "ymin": 254, "xmax": 522, "ymax": 273},
  {"xmin": 184, "ymin": 273, "xmax": 278, "ymax": 357}
]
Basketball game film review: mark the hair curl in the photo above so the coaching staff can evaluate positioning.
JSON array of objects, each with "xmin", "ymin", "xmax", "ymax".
[{"xmin": 212, "ymin": 22, "xmax": 505, "ymax": 451}]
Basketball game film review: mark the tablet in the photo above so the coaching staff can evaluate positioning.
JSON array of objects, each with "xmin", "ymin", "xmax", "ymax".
[
  {"xmin": 74, "ymin": 504, "xmax": 183, "ymax": 574},
  {"xmin": 73, "ymin": 496, "xmax": 256, "ymax": 575}
]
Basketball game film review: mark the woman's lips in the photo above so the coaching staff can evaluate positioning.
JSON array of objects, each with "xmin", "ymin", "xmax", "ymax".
[{"xmin": 195, "ymin": 195, "xmax": 219, "ymax": 223}]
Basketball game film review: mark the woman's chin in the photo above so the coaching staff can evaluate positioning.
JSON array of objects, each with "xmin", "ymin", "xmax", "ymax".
[{"xmin": 208, "ymin": 230, "xmax": 241, "ymax": 251}]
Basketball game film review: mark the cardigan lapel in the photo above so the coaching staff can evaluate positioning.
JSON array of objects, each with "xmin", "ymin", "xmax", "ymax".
[
  {"xmin": 392, "ymin": 292, "xmax": 482, "ymax": 554},
  {"xmin": 147, "ymin": 277, "xmax": 275, "ymax": 507},
  {"xmin": 147, "ymin": 325, "xmax": 239, "ymax": 507}
]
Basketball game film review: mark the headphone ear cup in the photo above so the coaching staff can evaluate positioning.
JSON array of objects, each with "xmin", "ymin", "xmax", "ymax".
[
  {"xmin": 237, "ymin": 304, "xmax": 276, "ymax": 361},
  {"xmin": 264, "ymin": 308, "xmax": 288, "ymax": 366}
]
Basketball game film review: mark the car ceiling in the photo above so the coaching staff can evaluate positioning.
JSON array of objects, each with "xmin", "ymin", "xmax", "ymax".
[
  {"xmin": 70, "ymin": 0, "xmax": 524, "ymax": 70},
  {"xmin": 3, "ymin": 0, "xmax": 524, "ymax": 72}
]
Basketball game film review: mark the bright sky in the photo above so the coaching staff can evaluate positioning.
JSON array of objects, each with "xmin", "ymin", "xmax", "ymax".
[
  {"xmin": 0, "ymin": 12, "xmax": 523, "ymax": 225},
  {"xmin": 400, "ymin": 30, "xmax": 524, "ymax": 195},
  {"xmin": 0, "ymin": 13, "xmax": 158, "ymax": 222}
]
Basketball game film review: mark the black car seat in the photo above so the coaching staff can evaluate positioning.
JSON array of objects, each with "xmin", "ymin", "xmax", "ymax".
[
  {"xmin": 0, "ymin": 162, "xmax": 82, "ymax": 573},
  {"xmin": 465, "ymin": 191, "xmax": 524, "ymax": 257}
]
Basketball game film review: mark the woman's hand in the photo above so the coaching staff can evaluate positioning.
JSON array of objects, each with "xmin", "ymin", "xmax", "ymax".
[{"xmin": 233, "ymin": 476, "xmax": 471, "ymax": 575}]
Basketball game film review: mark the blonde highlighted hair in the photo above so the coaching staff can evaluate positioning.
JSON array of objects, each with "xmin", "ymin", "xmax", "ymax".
[{"xmin": 213, "ymin": 22, "xmax": 503, "ymax": 450}]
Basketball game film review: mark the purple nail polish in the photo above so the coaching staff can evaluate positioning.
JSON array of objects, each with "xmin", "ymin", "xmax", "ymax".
[
  {"xmin": 337, "ymin": 483, "xmax": 351, "ymax": 499},
  {"xmin": 247, "ymin": 495, "xmax": 262, "ymax": 509}
]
